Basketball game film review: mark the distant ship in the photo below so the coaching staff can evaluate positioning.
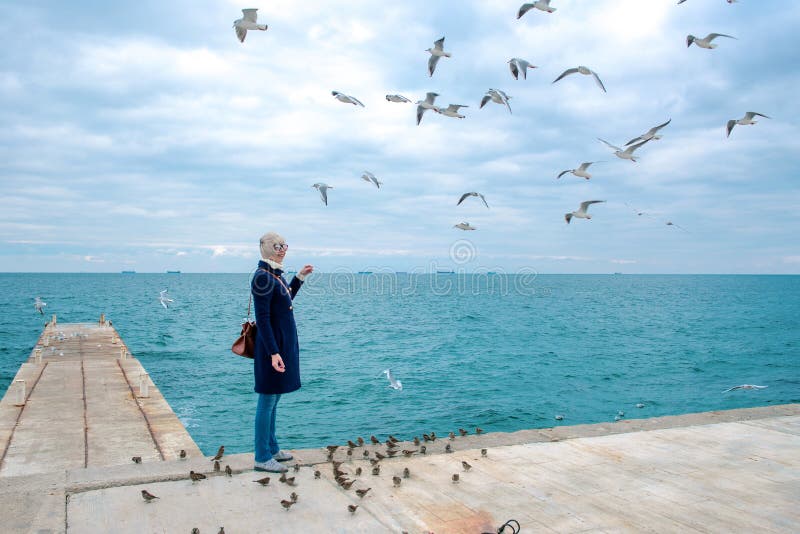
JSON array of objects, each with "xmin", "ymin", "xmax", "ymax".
[
  {"xmin": 436, "ymin": 270, "xmax": 455, "ymax": 274},
  {"xmin": 166, "ymin": 270, "xmax": 181, "ymax": 274},
  {"xmin": 357, "ymin": 271, "xmax": 373, "ymax": 274},
  {"xmin": 121, "ymin": 270, "xmax": 136, "ymax": 274},
  {"xmin": 613, "ymin": 272, "xmax": 623, "ymax": 275}
]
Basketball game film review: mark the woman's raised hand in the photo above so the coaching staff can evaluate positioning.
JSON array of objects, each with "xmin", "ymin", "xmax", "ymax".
[{"xmin": 299, "ymin": 264, "xmax": 314, "ymax": 276}]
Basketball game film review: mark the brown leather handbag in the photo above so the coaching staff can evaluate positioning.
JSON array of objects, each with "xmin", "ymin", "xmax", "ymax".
[{"xmin": 232, "ymin": 275, "xmax": 258, "ymax": 358}]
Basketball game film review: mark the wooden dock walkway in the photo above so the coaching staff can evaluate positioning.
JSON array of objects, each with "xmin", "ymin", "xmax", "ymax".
[{"xmin": 0, "ymin": 322, "xmax": 798, "ymax": 533}]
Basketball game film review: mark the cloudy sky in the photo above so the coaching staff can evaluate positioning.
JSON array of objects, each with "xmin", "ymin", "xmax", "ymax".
[{"xmin": 1, "ymin": 0, "xmax": 798, "ymax": 273}]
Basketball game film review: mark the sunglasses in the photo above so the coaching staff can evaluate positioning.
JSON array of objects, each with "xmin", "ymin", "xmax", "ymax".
[{"xmin": 273, "ymin": 243, "xmax": 288, "ymax": 252}]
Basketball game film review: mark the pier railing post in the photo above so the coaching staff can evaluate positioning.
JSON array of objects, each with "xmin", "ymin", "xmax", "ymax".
[
  {"xmin": 120, "ymin": 348, "xmax": 128, "ymax": 360},
  {"xmin": 34, "ymin": 348, "xmax": 42, "ymax": 364},
  {"xmin": 138, "ymin": 373, "xmax": 150, "ymax": 398},
  {"xmin": 14, "ymin": 380, "xmax": 26, "ymax": 406}
]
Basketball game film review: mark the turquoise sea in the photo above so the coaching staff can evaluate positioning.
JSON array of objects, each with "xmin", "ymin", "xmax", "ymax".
[{"xmin": 1, "ymin": 273, "xmax": 798, "ymax": 455}]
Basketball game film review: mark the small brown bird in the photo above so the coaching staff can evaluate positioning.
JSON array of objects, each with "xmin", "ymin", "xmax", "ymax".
[
  {"xmin": 326, "ymin": 445, "xmax": 339, "ymax": 453},
  {"xmin": 218, "ymin": 528, "xmax": 225, "ymax": 534},
  {"xmin": 403, "ymin": 467, "xmax": 410, "ymax": 479},
  {"xmin": 347, "ymin": 440, "xmax": 358, "ymax": 448},
  {"xmin": 179, "ymin": 449, "xmax": 187, "ymax": 459},
  {"xmin": 314, "ymin": 470, "xmax": 321, "ymax": 479},
  {"xmin": 445, "ymin": 443, "xmax": 452, "ymax": 453},
  {"xmin": 386, "ymin": 450, "xmax": 398, "ymax": 457},
  {"xmin": 284, "ymin": 476, "xmax": 296, "ymax": 486},
  {"xmin": 192, "ymin": 529, "xmax": 200, "ymax": 534},
  {"xmin": 448, "ymin": 432, "xmax": 455, "ymax": 440},
  {"xmin": 211, "ymin": 445, "xmax": 224, "ymax": 461},
  {"xmin": 388, "ymin": 434, "xmax": 399, "ymax": 443},
  {"xmin": 393, "ymin": 475, "xmax": 402, "ymax": 487},
  {"xmin": 370, "ymin": 435, "xmax": 380, "ymax": 445},
  {"xmin": 402, "ymin": 449, "xmax": 416, "ymax": 457},
  {"xmin": 348, "ymin": 504, "xmax": 358, "ymax": 514},
  {"xmin": 327, "ymin": 451, "xmax": 334, "ymax": 461},
  {"xmin": 422, "ymin": 433, "xmax": 431, "ymax": 442},
  {"xmin": 355, "ymin": 467, "xmax": 363, "ymax": 476},
  {"xmin": 459, "ymin": 428, "xmax": 468, "ymax": 437},
  {"xmin": 290, "ymin": 492, "xmax": 298, "ymax": 503},
  {"xmin": 341, "ymin": 480, "xmax": 355, "ymax": 490},
  {"xmin": 254, "ymin": 476, "xmax": 271, "ymax": 486},
  {"xmin": 452, "ymin": 473, "xmax": 460, "ymax": 483},
  {"xmin": 413, "ymin": 436, "xmax": 420, "ymax": 446},
  {"xmin": 355, "ymin": 487, "xmax": 371, "ymax": 498},
  {"xmin": 131, "ymin": 456, "xmax": 142, "ymax": 464},
  {"xmin": 369, "ymin": 458, "xmax": 380, "ymax": 466},
  {"xmin": 430, "ymin": 431, "xmax": 437, "ymax": 441},
  {"xmin": 279, "ymin": 473, "xmax": 287, "ymax": 483},
  {"xmin": 372, "ymin": 465, "xmax": 381, "ymax": 475},
  {"xmin": 140, "ymin": 489, "xmax": 159, "ymax": 502},
  {"xmin": 386, "ymin": 440, "xmax": 397, "ymax": 449},
  {"xmin": 347, "ymin": 449, "xmax": 353, "ymax": 458},
  {"xmin": 332, "ymin": 461, "xmax": 343, "ymax": 470},
  {"xmin": 293, "ymin": 463, "xmax": 301, "ymax": 472},
  {"xmin": 476, "ymin": 427, "xmax": 483, "ymax": 435},
  {"xmin": 462, "ymin": 461, "xmax": 472, "ymax": 471},
  {"xmin": 481, "ymin": 448, "xmax": 488, "ymax": 457},
  {"xmin": 280, "ymin": 499, "xmax": 295, "ymax": 510},
  {"xmin": 362, "ymin": 450, "xmax": 370, "ymax": 458},
  {"xmin": 334, "ymin": 468, "xmax": 346, "ymax": 478},
  {"xmin": 225, "ymin": 465, "xmax": 232, "ymax": 477},
  {"xmin": 189, "ymin": 471, "xmax": 206, "ymax": 482},
  {"xmin": 420, "ymin": 445, "xmax": 427, "ymax": 454},
  {"xmin": 336, "ymin": 476, "xmax": 348, "ymax": 485},
  {"xmin": 357, "ymin": 437, "xmax": 365, "ymax": 446},
  {"xmin": 374, "ymin": 452, "xmax": 386, "ymax": 461},
  {"xmin": 213, "ymin": 460, "xmax": 220, "ymax": 472}
]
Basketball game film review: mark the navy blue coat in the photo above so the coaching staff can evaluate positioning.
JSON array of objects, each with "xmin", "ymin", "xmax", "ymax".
[{"xmin": 252, "ymin": 261, "xmax": 305, "ymax": 394}]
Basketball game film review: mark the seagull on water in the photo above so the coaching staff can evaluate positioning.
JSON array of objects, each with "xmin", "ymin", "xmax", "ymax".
[
  {"xmin": 625, "ymin": 119, "xmax": 671, "ymax": 146},
  {"xmin": 386, "ymin": 94, "xmax": 412, "ymax": 103},
  {"xmin": 331, "ymin": 91, "xmax": 364, "ymax": 107},
  {"xmin": 382, "ymin": 369, "xmax": 403, "ymax": 390},
  {"xmin": 557, "ymin": 162, "xmax": 600, "ymax": 180},
  {"xmin": 518, "ymin": 1, "xmax": 557, "ymax": 19},
  {"xmin": 726, "ymin": 112, "xmax": 770, "ymax": 138},
  {"xmin": 598, "ymin": 138, "xmax": 650, "ymax": 162},
  {"xmin": 416, "ymin": 92, "xmax": 439, "ymax": 125},
  {"xmin": 426, "ymin": 37, "xmax": 451, "ymax": 77},
  {"xmin": 553, "ymin": 66, "xmax": 606, "ymax": 93},
  {"xmin": 436, "ymin": 104, "xmax": 468, "ymax": 119},
  {"xmin": 233, "ymin": 9, "xmax": 268, "ymax": 43},
  {"xmin": 34, "ymin": 296, "xmax": 46, "ymax": 315},
  {"xmin": 457, "ymin": 192, "xmax": 489, "ymax": 208},
  {"xmin": 159, "ymin": 290, "xmax": 173, "ymax": 309},
  {"xmin": 480, "ymin": 89, "xmax": 512, "ymax": 114},
  {"xmin": 453, "ymin": 222, "xmax": 476, "ymax": 231},
  {"xmin": 312, "ymin": 183, "xmax": 332, "ymax": 205},
  {"xmin": 686, "ymin": 33, "xmax": 736, "ymax": 49},
  {"xmin": 508, "ymin": 58, "xmax": 537, "ymax": 80},
  {"xmin": 361, "ymin": 171, "xmax": 382, "ymax": 189},
  {"xmin": 723, "ymin": 384, "xmax": 767, "ymax": 393},
  {"xmin": 565, "ymin": 200, "xmax": 605, "ymax": 224}
]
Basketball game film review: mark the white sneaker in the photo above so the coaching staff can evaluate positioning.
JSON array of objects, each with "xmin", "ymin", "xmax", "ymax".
[
  {"xmin": 272, "ymin": 450, "xmax": 294, "ymax": 462},
  {"xmin": 254, "ymin": 459, "xmax": 288, "ymax": 473}
]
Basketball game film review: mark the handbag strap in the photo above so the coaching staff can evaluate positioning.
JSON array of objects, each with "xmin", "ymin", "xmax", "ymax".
[{"xmin": 247, "ymin": 268, "xmax": 292, "ymax": 318}]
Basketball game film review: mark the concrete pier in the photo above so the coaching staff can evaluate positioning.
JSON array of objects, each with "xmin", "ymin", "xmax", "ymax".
[{"xmin": 0, "ymin": 323, "xmax": 798, "ymax": 533}]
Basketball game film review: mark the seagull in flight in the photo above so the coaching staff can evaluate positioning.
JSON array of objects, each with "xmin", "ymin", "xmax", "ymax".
[
  {"xmin": 565, "ymin": 200, "xmax": 605, "ymax": 224},
  {"xmin": 508, "ymin": 58, "xmax": 537, "ymax": 80},
  {"xmin": 679, "ymin": 0, "xmax": 737, "ymax": 3},
  {"xmin": 385, "ymin": 94, "xmax": 412, "ymax": 103},
  {"xmin": 331, "ymin": 91, "xmax": 364, "ymax": 107},
  {"xmin": 518, "ymin": 1, "xmax": 557, "ymax": 19},
  {"xmin": 723, "ymin": 384, "xmax": 767, "ymax": 393},
  {"xmin": 233, "ymin": 9, "xmax": 268, "ymax": 43},
  {"xmin": 686, "ymin": 33, "xmax": 736, "ymax": 49},
  {"xmin": 426, "ymin": 37, "xmax": 451, "ymax": 77},
  {"xmin": 625, "ymin": 119, "xmax": 671, "ymax": 146},
  {"xmin": 382, "ymin": 369, "xmax": 403, "ymax": 390},
  {"xmin": 416, "ymin": 92, "xmax": 439, "ymax": 125},
  {"xmin": 457, "ymin": 192, "xmax": 489, "ymax": 208},
  {"xmin": 435, "ymin": 104, "xmax": 468, "ymax": 119},
  {"xmin": 312, "ymin": 183, "xmax": 333, "ymax": 205},
  {"xmin": 480, "ymin": 89, "xmax": 512, "ymax": 114},
  {"xmin": 726, "ymin": 112, "xmax": 770, "ymax": 138},
  {"xmin": 159, "ymin": 290, "xmax": 174, "ymax": 310},
  {"xmin": 557, "ymin": 162, "xmax": 599, "ymax": 180},
  {"xmin": 34, "ymin": 297, "xmax": 46, "ymax": 315},
  {"xmin": 361, "ymin": 171, "xmax": 382, "ymax": 189},
  {"xmin": 453, "ymin": 222, "xmax": 477, "ymax": 231},
  {"xmin": 553, "ymin": 66, "xmax": 606, "ymax": 93},
  {"xmin": 598, "ymin": 138, "xmax": 650, "ymax": 162}
]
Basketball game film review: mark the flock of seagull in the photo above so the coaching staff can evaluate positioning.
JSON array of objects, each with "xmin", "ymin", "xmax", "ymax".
[{"xmin": 232, "ymin": 2, "xmax": 769, "ymax": 234}]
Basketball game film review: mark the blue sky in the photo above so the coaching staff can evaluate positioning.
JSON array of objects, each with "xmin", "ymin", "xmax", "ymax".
[{"xmin": 0, "ymin": 0, "xmax": 798, "ymax": 273}]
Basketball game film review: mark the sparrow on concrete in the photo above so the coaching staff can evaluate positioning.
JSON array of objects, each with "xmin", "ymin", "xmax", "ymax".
[
  {"xmin": 356, "ymin": 487, "xmax": 371, "ymax": 498},
  {"xmin": 402, "ymin": 449, "xmax": 416, "ymax": 457},
  {"xmin": 445, "ymin": 443, "xmax": 453, "ymax": 453},
  {"xmin": 225, "ymin": 465, "xmax": 232, "ymax": 477},
  {"xmin": 189, "ymin": 471, "xmax": 206, "ymax": 482},
  {"xmin": 290, "ymin": 492, "xmax": 298, "ymax": 502},
  {"xmin": 462, "ymin": 461, "xmax": 472, "ymax": 472},
  {"xmin": 372, "ymin": 465, "xmax": 381, "ymax": 475},
  {"xmin": 370, "ymin": 436, "xmax": 380, "ymax": 445},
  {"xmin": 348, "ymin": 504, "xmax": 358, "ymax": 514},
  {"xmin": 449, "ymin": 432, "xmax": 456, "ymax": 440},
  {"xmin": 481, "ymin": 448, "xmax": 488, "ymax": 457},
  {"xmin": 280, "ymin": 499, "xmax": 295, "ymax": 510},
  {"xmin": 141, "ymin": 489, "xmax": 159, "ymax": 502},
  {"xmin": 254, "ymin": 476, "xmax": 271, "ymax": 486},
  {"xmin": 403, "ymin": 467, "xmax": 411, "ymax": 479},
  {"xmin": 452, "ymin": 473, "xmax": 460, "ymax": 483},
  {"xmin": 179, "ymin": 449, "xmax": 187, "ymax": 459},
  {"xmin": 211, "ymin": 445, "xmax": 224, "ymax": 461},
  {"xmin": 355, "ymin": 467, "xmax": 363, "ymax": 476},
  {"xmin": 357, "ymin": 437, "xmax": 365, "ymax": 446},
  {"xmin": 413, "ymin": 437, "xmax": 420, "ymax": 446},
  {"xmin": 131, "ymin": 456, "xmax": 142, "ymax": 464},
  {"xmin": 393, "ymin": 476, "xmax": 402, "ymax": 487},
  {"xmin": 214, "ymin": 460, "xmax": 220, "ymax": 472},
  {"xmin": 459, "ymin": 428, "xmax": 468, "ymax": 437},
  {"xmin": 476, "ymin": 427, "xmax": 484, "ymax": 435},
  {"xmin": 347, "ymin": 440, "xmax": 358, "ymax": 449},
  {"xmin": 314, "ymin": 470, "xmax": 321, "ymax": 479}
]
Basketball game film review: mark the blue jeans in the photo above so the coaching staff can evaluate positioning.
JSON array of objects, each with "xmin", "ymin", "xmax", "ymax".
[{"xmin": 254, "ymin": 393, "xmax": 281, "ymax": 462}]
